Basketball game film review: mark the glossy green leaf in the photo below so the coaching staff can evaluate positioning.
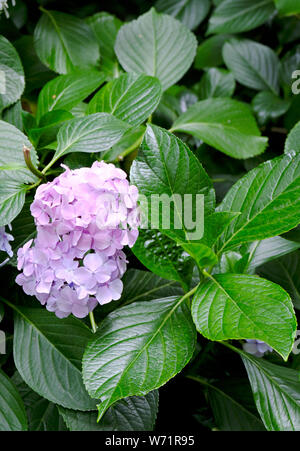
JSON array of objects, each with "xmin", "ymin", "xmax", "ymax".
[
  {"xmin": 87, "ymin": 12, "xmax": 122, "ymax": 77},
  {"xmin": 132, "ymin": 229, "xmax": 194, "ymax": 288},
  {"xmin": 88, "ymin": 73, "xmax": 162, "ymax": 126},
  {"xmin": 241, "ymin": 350, "xmax": 300, "ymax": 430},
  {"xmin": 217, "ymin": 153, "xmax": 300, "ymax": 252},
  {"xmin": 223, "ymin": 38, "xmax": 280, "ymax": 94},
  {"xmin": 258, "ymin": 251, "xmax": 300, "ymax": 309},
  {"xmin": 171, "ymin": 98, "xmax": 268, "ymax": 159},
  {"xmin": 2, "ymin": 100, "xmax": 23, "ymax": 130},
  {"xmin": 36, "ymin": 70, "xmax": 106, "ymax": 123},
  {"xmin": 275, "ymin": 0, "xmax": 300, "ymax": 15},
  {"xmin": 0, "ymin": 182, "xmax": 27, "ymax": 227},
  {"xmin": 34, "ymin": 9, "xmax": 100, "ymax": 74},
  {"xmin": 0, "ymin": 369, "xmax": 27, "ymax": 431},
  {"xmin": 243, "ymin": 236, "xmax": 300, "ymax": 274},
  {"xmin": 195, "ymin": 68, "xmax": 235, "ymax": 99},
  {"xmin": 207, "ymin": 0, "xmax": 275, "ymax": 34},
  {"xmin": 115, "ymin": 8, "xmax": 197, "ymax": 90},
  {"xmin": 192, "ymin": 273, "xmax": 297, "ymax": 360},
  {"xmin": 11, "ymin": 305, "xmax": 96, "ymax": 411},
  {"xmin": 121, "ymin": 269, "xmax": 183, "ymax": 305},
  {"xmin": 155, "ymin": 0, "xmax": 210, "ymax": 30},
  {"xmin": 83, "ymin": 295, "xmax": 196, "ymax": 420},
  {"xmin": 52, "ymin": 113, "xmax": 130, "ymax": 161},
  {"xmin": 0, "ymin": 35, "xmax": 25, "ymax": 112},
  {"xmin": 195, "ymin": 34, "xmax": 232, "ymax": 69},
  {"xmin": 59, "ymin": 391, "xmax": 158, "ymax": 431},
  {"xmin": 252, "ymin": 91, "xmax": 291, "ymax": 125}
]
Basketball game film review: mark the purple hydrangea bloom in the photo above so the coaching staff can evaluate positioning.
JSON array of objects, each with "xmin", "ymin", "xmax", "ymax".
[
  {"xmin": 0, "ymin": 225, "xmax": 14, "ymax": 265},
  {"xmin": 243, "ymin": 339, "xmax": 273, "ymax": 358},
  {"xmin": 16, "ymin": 162, "xmax": 140, "ymax": 318}
]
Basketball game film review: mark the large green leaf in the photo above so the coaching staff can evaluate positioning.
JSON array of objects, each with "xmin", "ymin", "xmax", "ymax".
[
  {"xmin": 0, "ymin": 369, "xmax": 27, "ymax": 431},
  {"xmin": 241, "ymin": 350, "xmax": 300, "ymax": 430},
  {"xmin": 171, "ymin": 98, "xmax": 268, "ymax": 159},
  {"xmin": 285, "ymin": 121, "xmax": 300, "ymax": 154},
  {"xmin": 88, "ymin": 73, "xmax": 162, "ymax": 126},
  {"xmin": 83, "ymin": 295, "xmax": 196, "ymax": 420},
  {"xmin": 10, "ymin": 305, "xmax": 96, "ymax": 411},
  {"xmin": 114, "ymin": 8, "xmax": 197, "ymax": 90},
  {"xmin": 192, "ymin": 273, "xmax": 296, "ymax": 360},
  {"xmin": 86, "ymin": 12, "xmax": 122, "ymax": 77},
  {"xmin": 217, "ymin": 153, "xmax": 300, "ymax": 252},
  {"xmin": 36, "ymin": 70, "xmax": 106, "ymax": 123},
  {"xmin": 155, "ymin": 0, "xmax": 210, "ymax": 30},
  {"xmin": 59, "ymin": 391, "xmax": 159, "ymax": 431},
  {"xmin": 258, "ymin": 251, "xmax": 300, "ymax": 309},
  {"xmin": 223, "ymin": 38, "xmax": 280, "ymax": 94},
  {"xmin": 34, "ymin": 9, "xmax": 100, "ymax": 74},
  {"xmin": 0, "ymin": 182, "xmax": 27, "ymax": 227},
  {"xmin": 0, "ymin": 35, "xmax": 25, "ymax": 112},
  {"xmin": 207, "ymin": 0, "xmax": 275, "ymax": 34},
  {"xmin": 52, "ymin": 113, "xmax": 130, "ymax": 161},
  {"xmin": 275, "ymin": 0, "xmax": 300, "ymax": 15}
]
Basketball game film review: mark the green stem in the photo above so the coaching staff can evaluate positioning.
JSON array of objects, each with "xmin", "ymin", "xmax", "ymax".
[
  {"xmin": 23, "ymin": 146, "xmax": 46, "ymax": 181},
  {"xmin": 89, "ymin": 311, "xmax": 98, "ymax": 333},
  {"xmin": 117, "ymin": 134, "xmax": 144, "ymax": 161}
]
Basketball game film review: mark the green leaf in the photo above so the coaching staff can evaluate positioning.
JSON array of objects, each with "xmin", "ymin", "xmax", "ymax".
[
  {"xmin": 241, "ymin": 350, "xmax": 300, "ymax": 430},
  {"xmin": 86, "ymin": 12, "xmax": 122, "ymax": 78},
  {"xmin": 12, "ymin": 372, "xmax": 67, "ymax": 431},
  {"xmin": 131, "ymin": 124, "xmax": 215, "ymax": 218},
  {"xmin": 59, "ymin": 391, "xmax": 159, "ymax": 431},
  {"xmin": 83, "ymin": 295, "xmax": 196, "ymax": 420},
  {"xmin": 205, "ymin": 378, "xmax": 265, "ymax": 430},
  {"xmin": 192, "ymin": 273, "xmax": 297, "ymax": 360},
  {"xmin": 121, "ymin": 269, "xmax": 183, "ymax": 305},
  {"xmin": 207, "ymin": 0, "xmax": 275, "ymax": 34},
  {"xmin": 11, "ymin": 305, "xmax": 96, "ymax": 411},
  {"xmin": 258, "ymin": 251, "xmax": 300, "ymax": 309},
  {"xmin": 88, "ymin": 73, "xmax": 162, "ymax": 126},
  {"xmin": 217, "ymin": 153, "xmax": 300, "ymax": 252},
  {"xmin": 29, "ymin": 110, "xmax": 74, "ymax": 149},
  {"xmin": 0, "ymin": 369, "xmax": 27, "ymax": 431},
  {"xmin": 9, "ymin": 198, "xmax": 36, "ymax": 267},
  {"xmin": 132, "ymin": 229, "xmax": 194, "ymax": 288},
  {"xmin": 0, "ymin": 35, "xmax": 25, "ymax": 112},
  {"xmin": 52, "ymin": 113, "xmax": 130, "ymax": 161},
  {"xmin": 242, "ymin": 236, "xmax": 300, "ymax": 274},
  {"xmin": 2, "ymin": 100, "xmax": 23, "ymax": 130},
  {"xmin": 223, "ymin": 38, "xmax": 280, "ymax": 94},
  {"xmin": 34, "ymin": 9, "xmax": 100, "ymax": 74},
  {"xmin": 201, "ymin": 211, "xmax": 241, "ymax": 247},
  {"xmin": 280, "ymin": 44, "xmax": 300, "ymax": 87},
  {"xmin": 0, "ymin": 120, "xmax": 38, "ymax": 184},
  {"xmin": 285, "ymin": 121, "xmax": 300, "ymax": 154},
  {"xmin": 114, "ymin": 8, "xmax": 197, "ymax": 90},
  {"xmin": 36, "ymin": 70, "xmax": 106, "ymax": 123},
  {"xmin": 275, "ymin": 0, "xmax": 300, "ymax": 15},
  {"xmin": 102, "ymin": 125, "xmax": 145, "ymax": 162},
  {"xmin": 195, "ymin": 34, "xmax": 232, "ymax": 69},
  {"xmin": 0, "ymin": 182, "xmax": 26, "ymax": 227},
  {"xmin": 171, "ymin": 98, "xmax": 268, "ymax": 159},
  {"xmin": 155, "ymin": 0, "xmax": 210, "ymax": 30},
  {"xmin": 195, "ymin": 68, "xmax": 235, "ymax": 99},
  {"xmin": 252, "ymin": 91, "xmax": 291, "ymax": 125}
]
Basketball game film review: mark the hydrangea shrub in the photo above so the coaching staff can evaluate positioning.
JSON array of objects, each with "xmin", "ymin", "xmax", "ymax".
[{"xmin": 0, "ymin": 0, "xmax": 299, "ymax": 433}]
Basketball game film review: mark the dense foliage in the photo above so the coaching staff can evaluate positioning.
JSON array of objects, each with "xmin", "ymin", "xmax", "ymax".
[{"xmin": 0, "ymin": 0, "xmax": 300, "ymax": 432}]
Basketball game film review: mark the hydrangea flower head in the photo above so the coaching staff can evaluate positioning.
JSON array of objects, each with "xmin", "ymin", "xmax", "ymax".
[
  {"xmin": 243, "ymin": 339, "xmax": 273, "ymax": 358},
  {"xmin": 0, "ymin": 224, "xmax": 14, "ymax": 267},
  {"xmin": 16, "ymin": 162, "xmax": 140, "ymax": 318}
]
